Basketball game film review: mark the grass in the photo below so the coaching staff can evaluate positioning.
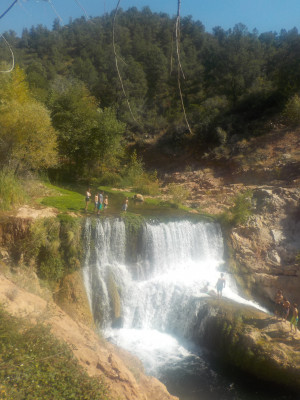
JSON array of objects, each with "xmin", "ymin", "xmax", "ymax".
[
  {"xmin": 37, "ymin": 183, "xmax": 85, "ymax": 213},
  {"xmin": 35, "ymin": 183, "xmax": 216, "ymax": 221},
  {"xmin": 0, "ymin": 305, "xmax": 110, "ymax": 400},
  {"xmin": 0, "ymin": 169, "xmax": 27, "ymax": 211}
]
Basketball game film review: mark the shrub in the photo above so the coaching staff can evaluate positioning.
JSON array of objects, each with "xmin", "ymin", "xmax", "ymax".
[
  {"xmin": 282, "ymin": 94, "xmax": 300, "ymax": 126},
  {"xmin": 121, "ymin": 150, "xmax": 144, "ymax": 187},
  {"xmin": 133, "ymin": 171, "xmax": 161, "ymax": 196},
  {"xmin": 167, "ymin": 183, "xmax": 190, "ymax": 205},
  {"xmin": 220, "ymin": 190, "xmax": 253, "ymax": 227},
  {"xmin": 121, "ymin": 151, "xmax": 161, "ymax": 195},
  {"xmin": 97, "ymin": 171, "xmax": 122, "ymax": 187},
  {"xmin": 230, "ymin": 190, "xmax": 253, "ymax": 225}
]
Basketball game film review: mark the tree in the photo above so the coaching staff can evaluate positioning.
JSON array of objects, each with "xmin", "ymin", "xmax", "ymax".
[
  {"xmin": 49, "ymin": 77, "xmax": 125, "ymax": 175},
  {"xmin": 0, "ymin": 66, "xmax": 58, "ymax": 172}
]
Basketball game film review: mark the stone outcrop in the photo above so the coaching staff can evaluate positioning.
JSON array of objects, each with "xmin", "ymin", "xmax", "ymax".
[
  {"xmin": 227, "ymin": 187, "xmax": 300, "ymax": 309},
  {"xmin": 190, "ymin": 298, "xmax": 300, "ymax": 390}
]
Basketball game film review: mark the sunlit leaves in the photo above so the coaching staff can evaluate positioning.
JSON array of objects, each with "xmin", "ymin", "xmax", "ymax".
[{"xmin": 0, "ymin": 66, "xmax": 58, "ymax": 171}]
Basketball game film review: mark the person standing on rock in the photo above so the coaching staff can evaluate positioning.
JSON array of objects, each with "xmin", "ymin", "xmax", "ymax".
[
  {"xmin": 282, "ymin": 297, "xmax": 290, "ymax": 322},
  {"xmin": 94, "ymin": 193, "xmax": 99, "ymax": 212},
  {"xmin": 290, "ymin": 303, "xmax": 298, "ymax": 334},
  {"xmin": 97, "ymin": 192, "xmax": 103, "ymax": 215},
  {"xmin": 122, "ymin": 197, "xmax": 128, "ymax": 212},
  {"xmin": 103, "ymin": 195, "xmax": 108, "ymax": 210},
  {"xmin": 274, "ymin": 289, "xmax": 283, "ymax": 320},
  {"xmin": 216, "ymin": 273, "xmax": 226, "ymax": 299},
  {"xmin": 85, "ymin": 188, "xmax": 91, "ymax": 212}
]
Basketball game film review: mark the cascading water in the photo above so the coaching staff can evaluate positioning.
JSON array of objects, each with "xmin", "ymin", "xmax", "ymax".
[{"xmin": 83, "ymin": 218, "xmax": 283, "ymax": 400}]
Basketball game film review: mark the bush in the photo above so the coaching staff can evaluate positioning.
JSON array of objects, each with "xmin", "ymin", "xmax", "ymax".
[
  {"xmin": 168, "ymin": 183, "xmax": 190, "ymax": 205},
  {"xmin": 221, "ymin": 190, "xmax": 253, "ymax": 226},
  {"xmin": 282, "ymin": 94, "xmax": 300, "ymax": 125},
  {"xmin": 133, "ymin": 171, "xmax": 160, "ymax": 196},
  {"xmin": 97, "ymin": 171, "xmax": 122, "ymax": 187},
  {"xmin": 121, "ymin": 151, "xmax": 161, "ymax": 195},
  {"xmin": 121, "ymin": 150, "xmax": 144, "ymax": 187}
]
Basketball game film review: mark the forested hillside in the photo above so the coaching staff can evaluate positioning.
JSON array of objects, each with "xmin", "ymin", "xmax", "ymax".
[{"xmin": 1, "ymin": 6, "xmax": 300, "ymax": 180}]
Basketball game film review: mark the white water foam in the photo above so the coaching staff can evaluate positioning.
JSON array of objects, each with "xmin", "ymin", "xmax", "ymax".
[{"xmin": 83, "ymin": 218, "xmax": 267, "ymax": 375}]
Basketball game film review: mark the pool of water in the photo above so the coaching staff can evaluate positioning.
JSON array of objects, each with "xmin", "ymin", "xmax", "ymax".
[{"xmin": 107, "ymin": 328, "xmax": 296, "ymax": 400}]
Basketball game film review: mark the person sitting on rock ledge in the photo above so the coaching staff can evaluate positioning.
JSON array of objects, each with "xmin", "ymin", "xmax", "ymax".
[
  {"xmin": 200, "ymin": 282, "xmax": 217, "ymax": 297},
  {"xmin": 290, "ymin": 303, "xmax": 298, "ymax": 334}
]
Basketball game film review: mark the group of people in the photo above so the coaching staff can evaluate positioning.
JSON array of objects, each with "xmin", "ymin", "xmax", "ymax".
[
  {"xmin": 85, "ymin": 188, "xmax": 108, "ymax": 214},
  {"xmin": 274, "ymin": 289, "xmax": 298, "ymax": 334},
  {"xmin": 85, "ymin": 188, "xmax": 128, "ymax": 213},
  {"xmin": 200, "ymin": 273, "xmax": 226, "ymax": 299}
]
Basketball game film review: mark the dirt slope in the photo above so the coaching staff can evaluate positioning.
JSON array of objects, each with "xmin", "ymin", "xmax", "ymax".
[{"xmin": 0, "ymin": 273, "xmax": 178, "ymax": 400}]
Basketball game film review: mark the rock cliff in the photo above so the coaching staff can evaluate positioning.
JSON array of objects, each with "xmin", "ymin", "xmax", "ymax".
[
  {"xmin": 228, "ymin": 187, "xmax": 300, "ymax": 309},
  {"xmin": 190, "ymin": 298, "xmax": 300, "ymax": 390}
]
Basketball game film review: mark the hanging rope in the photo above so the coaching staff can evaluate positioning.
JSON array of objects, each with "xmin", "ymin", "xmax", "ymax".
[
  {"xmin": 0, "ymin": 0, "xmax": 19, "ymax": 73},
  {"xmin": 0, "ymin": 0, "xmax": 18, "ymax": 20},
  {"xmin": 175, "ymin": 0, "xmax": 193, "ymax": 135},
  {"xmin": 112, "ymin": 0, "xmax": 139, "ymax": 124},
  {"xmin": 73, "ymin": 0, "xmax": 89, "ymax": 20},
  {"xmin": 47, "ymin": 0, "xmax": 63, "ymax": 23},
  {"xmin": 0, "ymin": 34, "xmax": 15, "ymax": 73}
]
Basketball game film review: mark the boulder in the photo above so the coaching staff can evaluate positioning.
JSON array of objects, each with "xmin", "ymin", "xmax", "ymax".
[
  {"xmin": 191, "ymin": 298, "xmax": 300, "ymax": 390},
  {"xmin": 133, "ymin": 194, "xmax": 144, "ymax": 202}
]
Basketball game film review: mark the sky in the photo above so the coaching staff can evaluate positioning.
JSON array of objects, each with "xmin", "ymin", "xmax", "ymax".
[{"xmin": 1, "ymin": 0, "xmax": 300, "ymax": 36}]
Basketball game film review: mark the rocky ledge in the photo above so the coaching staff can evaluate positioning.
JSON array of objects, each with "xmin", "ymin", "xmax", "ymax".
[{"xmin": 190, "ymin": 298, "xmax": 300, "ymax": 390}]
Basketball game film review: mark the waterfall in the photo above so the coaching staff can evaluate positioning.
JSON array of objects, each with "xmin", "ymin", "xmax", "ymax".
[{"xmin": 83, "ymin": 217, "xmax": 264, "ymax": 376}]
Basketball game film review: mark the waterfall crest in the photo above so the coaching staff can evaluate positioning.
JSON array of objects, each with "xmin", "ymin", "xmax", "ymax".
[{"xmin": 83, "ymin": 218, "xmax": 227, "ymax": 329}]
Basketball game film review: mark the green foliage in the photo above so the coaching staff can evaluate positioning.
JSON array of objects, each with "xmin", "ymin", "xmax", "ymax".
[
  {"xmin": 0, "ymin": 169, "xmax": 27, "ymax": 211},
  {"xmin": 282, "ymin": 94, "xmax": 300, "ymax": 125},
  {"xmin": 0, "ymin": 306, "xmax": 109, "ymax": 400},
  {"xmin": 23, "ymin": 216, "xmax": 82, "ymax": 283},
  {"xmin": 0, "ymin": 67, "xmax": 58, "ymax": 172},
  {"xmin": 48, "ymin": 78, "xmax": 125, "ymax": 178},
  {"xmin": 220, "ymin": 190, "xmax": 253, "ymax": 226},
  {"xmin": 132, "ymin": 171, "xmax": 161, "ymax": 196},
  {"xmin": 39, "ymin": 183, "xmax": 86, "ymax": 212},
  {"xmin": 167, "ymin": 183, "xmax": 190, "ymax": 206},
  {"xmin": 122, "ymin": 151, "xmax": 160, "ymax": 195},
  {"xmin": 122, "ymin": 150, "xmax": 144, "ymax": 186},
  {"xmin": 230, "ymin": 190, "xmax": 253, "ymax": 225},
  {"xmin": 0, "ymin": 11, "xmax": 299, "ymax": 165},
  {"xmin": 96, "ymin": 171, "xmax": 122, "ymax": 187},
  {"xmin": 5, "ymin": 9, "xmax": 294, "ymax": 149}
]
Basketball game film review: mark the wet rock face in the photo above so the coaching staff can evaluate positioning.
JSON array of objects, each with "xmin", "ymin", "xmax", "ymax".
[{"xmin": 227, "ymin": 187, "xmax": 300, "ymax": 309}]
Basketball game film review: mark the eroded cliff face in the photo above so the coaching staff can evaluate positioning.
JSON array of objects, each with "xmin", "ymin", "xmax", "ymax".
[
  {"xmin": 227, "ymin": 187, "xmax": 300, "ymax": 309},
  {"xmin": 0, "ymin": 212, "xmax": 178, "ymax": 400},
  {"xmin": 157, "ymin": 128, "xmax": 300, "ymax": 312},
  {"xmin": 0, "ymin": 273, "xmax": 178, "ymax": 400}
]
